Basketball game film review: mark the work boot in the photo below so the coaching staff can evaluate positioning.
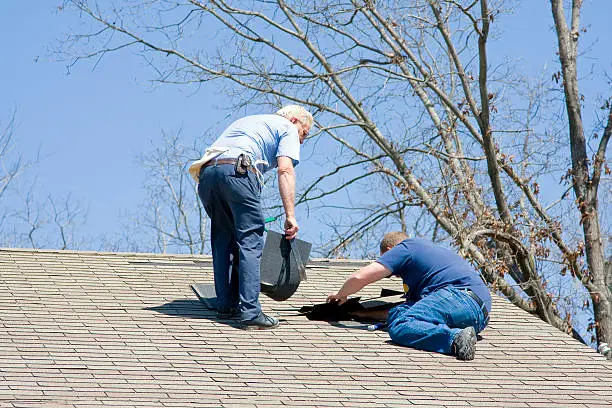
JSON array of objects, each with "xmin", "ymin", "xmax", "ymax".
[
  {"xmin": 241, "ymin": 312, "xmax": 280, "ymax": 330},
  {"xmin": 452, "ymin": 327, "xmax": 477, "ymax": 360},
  {"xmin": 217, "ymin": 308, "xmax": 240, "ymax": 320}
]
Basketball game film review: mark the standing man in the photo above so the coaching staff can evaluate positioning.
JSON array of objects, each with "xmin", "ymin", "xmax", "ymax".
[
  {"xmin": 191, "ymin": 105, "xmax": 313, "ymax": 330},
  {"xmin": 327, "ymin": 232, "xmax": 491, "ymax": 360}
]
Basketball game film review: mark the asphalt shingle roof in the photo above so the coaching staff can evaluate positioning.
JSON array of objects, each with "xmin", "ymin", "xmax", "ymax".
[{"xmin": 1, "ymin": 248, "xmax": 611, "ymax": 407}]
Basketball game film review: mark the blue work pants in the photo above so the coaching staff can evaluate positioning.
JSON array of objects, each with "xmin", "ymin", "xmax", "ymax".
[
  {"xmin": 387, "ymin": 286, "xmax": 488, "ymax": 355},
  {"xmin": 198, "ymin": 163, "xmax": 264, "ymax": 322}
]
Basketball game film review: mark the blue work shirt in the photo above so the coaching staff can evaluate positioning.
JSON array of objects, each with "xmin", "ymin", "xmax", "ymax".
[
  {"xmin": 377, "ymin": 238, "xmax": 492, "ymax": 312},
  {"xmin": 211, "ymin": 114, "xmax": 300, "ymax": 173}
]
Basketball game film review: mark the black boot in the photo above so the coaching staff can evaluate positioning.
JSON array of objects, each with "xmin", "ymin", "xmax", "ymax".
[{"xmin": 452, "ymin": 327, "xmax": 477, "ymax": 360}]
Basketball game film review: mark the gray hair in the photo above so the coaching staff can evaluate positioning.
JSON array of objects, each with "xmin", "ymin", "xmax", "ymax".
[{"xmin": 276, "ymin": 105, "xmax": 313, "ymax": 127}]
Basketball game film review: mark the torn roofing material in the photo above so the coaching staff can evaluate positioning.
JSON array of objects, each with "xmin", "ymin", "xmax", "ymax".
[{"xmin": 259, "ymin": 230, "xmax": 312, "ymax": 301}]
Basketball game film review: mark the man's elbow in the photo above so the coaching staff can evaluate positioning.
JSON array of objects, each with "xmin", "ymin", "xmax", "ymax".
[
  {"xmin": 349, "ymin": 274, "xmax": 370, "ymax": 288},
  {"xmin": 277, "ymin": 164, "xmax": 295, "ymax": 176},
  {"xmin": 277, "ymin": 156, "xmax": 295, "ymax": 175}
]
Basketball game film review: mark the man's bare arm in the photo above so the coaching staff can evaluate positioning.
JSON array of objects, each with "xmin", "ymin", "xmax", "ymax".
[
  {"xmin": 327, "ymin": 262, "xmax": 392, "ymax": 304},
  {"xmin": 277, "ymin": 156, "xmax": 298, "ymax": 239}
]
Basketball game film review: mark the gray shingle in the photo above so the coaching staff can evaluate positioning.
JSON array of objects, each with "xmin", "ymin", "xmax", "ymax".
[{"xmin": 1, "ymin": 248, "xmax": 611, "ymax": 407}]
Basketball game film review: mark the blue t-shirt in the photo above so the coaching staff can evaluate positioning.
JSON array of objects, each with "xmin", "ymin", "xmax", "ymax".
[
  {"xmin": 377, "ymin": 238, "xmax": 491, "ymax": 312},
  {"xmin": 211, "ymin": 114, "xmax": 300, "ymax": 173}
]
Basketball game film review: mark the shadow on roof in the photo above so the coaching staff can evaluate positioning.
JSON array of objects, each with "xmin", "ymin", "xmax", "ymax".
[{"xmin": 143, "ymin": 299, "xmax": 242, "ymax": 329}]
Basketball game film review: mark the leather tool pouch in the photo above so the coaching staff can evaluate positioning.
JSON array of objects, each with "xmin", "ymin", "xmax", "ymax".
[{"xmin": 234, "ymin": 153, "xmax": 252, "ymax": 175}]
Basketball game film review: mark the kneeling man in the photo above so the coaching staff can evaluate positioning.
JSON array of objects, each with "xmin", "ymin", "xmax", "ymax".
[{"xmin": 327, "ymin": 232, "xmax": 491, "ymax": 360}]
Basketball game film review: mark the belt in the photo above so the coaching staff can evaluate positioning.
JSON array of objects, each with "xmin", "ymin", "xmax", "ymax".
[
  {"xmin": 204, "ymin": 158, "xmax": 239, "ymax": 167},
  {"xmin": 465, "ymin": 289, "xmax": 489, "ymax": 324},
  {"xmin": 202, "ymin": 158, "xmax": 256, "ymax": 174}
]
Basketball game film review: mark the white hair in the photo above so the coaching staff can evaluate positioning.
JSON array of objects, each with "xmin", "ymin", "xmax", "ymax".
[{"xmin": 276, "ymin": 105, "xmax": 313, "ymax": 127}]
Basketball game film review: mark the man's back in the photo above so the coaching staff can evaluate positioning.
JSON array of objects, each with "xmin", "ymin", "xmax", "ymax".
[
  {"xmin": 212, "ymin": 114, "xmax": 300, "ymax": 173},
  {"xmin": 377, "ymin": 239, "xmax": 491, "ymax": 310}
]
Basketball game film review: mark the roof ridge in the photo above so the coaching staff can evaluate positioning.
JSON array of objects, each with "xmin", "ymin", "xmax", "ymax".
[
  {"xmin": 0, "ymin": 247, "xmax": 211, "ymax": 259},
  {"xmin": 0, "ymin": 247, "xmax": 373, "ymax": 263}
]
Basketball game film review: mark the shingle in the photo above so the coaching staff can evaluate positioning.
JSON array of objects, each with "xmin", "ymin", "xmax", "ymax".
[{"xmin": 1, "ymin": 248, "xmax": 611, "ymax": 408}]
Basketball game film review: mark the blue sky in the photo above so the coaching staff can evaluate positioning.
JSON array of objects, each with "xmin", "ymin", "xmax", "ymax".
[
  {"xmin": 1, "ymin": 3, "xmax": 229, "ymax": 245},
  {"xmin": 1, "ymin": 1, "xmax": 609, "ymax": 250}
]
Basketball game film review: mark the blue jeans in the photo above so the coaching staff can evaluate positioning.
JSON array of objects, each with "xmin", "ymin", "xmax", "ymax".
[
  {"xmin": 386, "ymin": 286, "xmax": 488, "ymax": 355},
  {"xmin": 198, "ymin": 163, "xmax": 264, "ymax": 321}
]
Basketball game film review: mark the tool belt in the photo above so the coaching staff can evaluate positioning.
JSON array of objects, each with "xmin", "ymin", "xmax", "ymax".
[
  {"xmin": 201, "ymin": 154, "xmax": 256, "ymax": 176},
  {"xmin": 465, "ymin": 288, "xmax": 489, "ymax": 324}
]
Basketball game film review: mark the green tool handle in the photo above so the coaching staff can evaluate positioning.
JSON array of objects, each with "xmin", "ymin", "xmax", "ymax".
[{"xmin": 264, "ymin": 216, "xmax": 277, "ymax": 232}]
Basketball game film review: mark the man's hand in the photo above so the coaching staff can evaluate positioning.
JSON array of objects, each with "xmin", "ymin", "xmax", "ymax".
[
  {"xmin": 326, "ymin": 262, "xmax": 393, "ymax": 307},
  {"xmin": 284, "ymin": 216, "xmax": 299, "ymax": 240},
  {"xmin": 326, "ymin": 293, "xmax": 348, "ymax": 305}
]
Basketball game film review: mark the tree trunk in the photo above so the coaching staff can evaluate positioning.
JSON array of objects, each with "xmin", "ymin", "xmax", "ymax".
[{"xmin": 550, "ymin": 0, "xmax": 612, "ymax": 348}]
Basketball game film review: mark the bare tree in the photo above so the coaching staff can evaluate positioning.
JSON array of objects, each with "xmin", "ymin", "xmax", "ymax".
[
  {"xmin": 60, "ymin": 0, "xmax": 610, "ymax": 350},
  {"xmin": 127, "ymin": 130, "xmax": 209, "ymax": 254},
  {"xmin": 0, "ymin": 113, "xmax": 23, "ymax": 203},
  {"xmin": 550, "ymin": 0, "xmax": 612, "ymax": 350},
  {"xmin": 48, "ymin": 195, "xmax": 87, "ymax": 250},
  {"xmin": 1, "ymin": 113, "xmax": 31, "ymax": 247},
  {"xmin": 8, "ymin": 184, "xmax": 88, "ymax": 250},
  {"xmin": 1, "ymin": 112, "xmax": 89, "ymax": 249}
]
